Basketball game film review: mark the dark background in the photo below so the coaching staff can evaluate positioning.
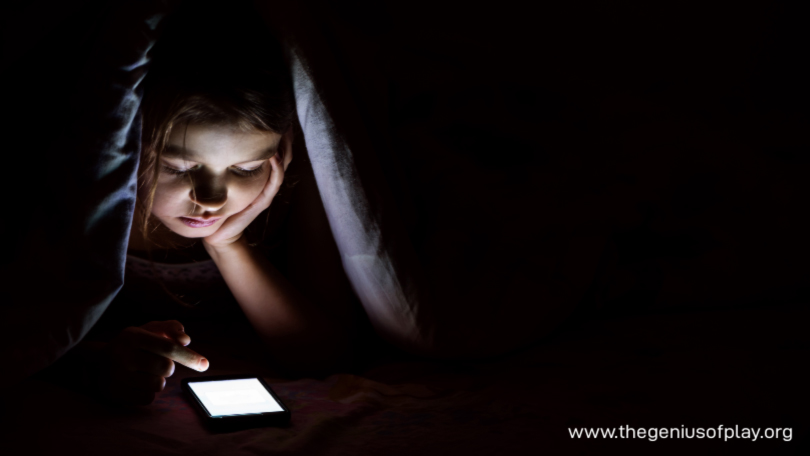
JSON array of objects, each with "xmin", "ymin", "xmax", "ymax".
[
  {"xmin": 3, "ymin": 0, "xmax": 809, "ymax": 334},
  {"xmin": 2, "ymin": 0, "xmax": 809, "ymax": 454}
]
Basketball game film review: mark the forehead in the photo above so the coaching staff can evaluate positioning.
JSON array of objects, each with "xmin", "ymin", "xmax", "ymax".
[{"xmin": 165, "ymin": 123, "xmax": 281, "ymax": 163}]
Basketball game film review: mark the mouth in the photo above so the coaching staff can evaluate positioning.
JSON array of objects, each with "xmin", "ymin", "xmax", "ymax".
[{"xmin": 179, "ymin": 217, "xmax": 221, "ymax": 228}]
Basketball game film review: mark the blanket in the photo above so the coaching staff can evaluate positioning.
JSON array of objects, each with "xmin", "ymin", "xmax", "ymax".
[
  {"xmin": 2, "ymin": 1, "xmax": 809, "ymax": 454},
  {"xmin": 3, "ymin": 304, "xmax": 807, "ymax": 455}
]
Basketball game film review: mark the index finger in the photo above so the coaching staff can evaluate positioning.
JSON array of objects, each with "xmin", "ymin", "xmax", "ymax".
[
  {"xmin": 255, "ymin": 154, "xmax": 284, "ymax": 205},
  {"xmin": 270, "ymin": 153, "xmax": 285, "ymax": 184},
  {"xmin": 125, "ymin": 327, "xmax": 209, "ymax": 372},
  {"xmin": 141, "ymin": 320, "xmax": 191, "ymax": 346},
  {"xmin": 280, "ymin": 128, "xmax": 293, "ymax": 171}
]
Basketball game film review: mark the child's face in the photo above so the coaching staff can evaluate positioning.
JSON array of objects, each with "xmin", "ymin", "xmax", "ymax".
[{"xmin": 149, "ymin": 123, "xmax": 284, "ymax": 239}]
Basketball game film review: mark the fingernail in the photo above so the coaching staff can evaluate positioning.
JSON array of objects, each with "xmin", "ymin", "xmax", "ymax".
[{"xmin": 199, "ymin": 358, "xmax": 209, "ymax": 372}]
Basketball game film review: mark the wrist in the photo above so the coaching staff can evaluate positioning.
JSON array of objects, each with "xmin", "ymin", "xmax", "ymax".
[{"xmin": 203, "ymin": 235, "xmax": 248, "ymax": 261}]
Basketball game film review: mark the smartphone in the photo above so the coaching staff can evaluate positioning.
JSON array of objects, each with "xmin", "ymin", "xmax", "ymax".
[{"xmin": 182, "ymin": 374, "xmax": 291, "ymax": 430}]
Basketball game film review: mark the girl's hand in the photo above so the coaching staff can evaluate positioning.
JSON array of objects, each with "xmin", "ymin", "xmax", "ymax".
[
  {"xmin": 94, "ymin": 320, "xmax": 209, "ymax": 406},
  {"xmin": 203, "ymin": 139, "xmax": 292, "ymax": 250}
]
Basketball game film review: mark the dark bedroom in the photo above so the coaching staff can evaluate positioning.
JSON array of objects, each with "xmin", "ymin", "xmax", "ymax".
[{"xmin": 0, "ymin": 0, "xmax": 807, "ymax": 455}]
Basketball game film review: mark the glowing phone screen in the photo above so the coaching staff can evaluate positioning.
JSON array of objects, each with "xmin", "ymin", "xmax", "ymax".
[{"xmin": 187, "ymin": 378, "xmax": 284, "ymax": 417}]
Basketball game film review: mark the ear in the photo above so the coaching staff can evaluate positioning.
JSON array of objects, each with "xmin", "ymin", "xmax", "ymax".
[{"xmin": 279, "ymin": 127, "xmax": 294, "ymax": 171}]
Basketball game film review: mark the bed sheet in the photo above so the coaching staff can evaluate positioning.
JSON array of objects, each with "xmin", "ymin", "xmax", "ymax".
[{"xmin": 2, "ymin": 304, "xmax": 807, "ymax": 456}]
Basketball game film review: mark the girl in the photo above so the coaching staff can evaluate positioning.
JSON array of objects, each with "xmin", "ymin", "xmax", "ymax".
[{"xmin": 64, "ymin": 2, "xmax": 354, "ymax": 406}]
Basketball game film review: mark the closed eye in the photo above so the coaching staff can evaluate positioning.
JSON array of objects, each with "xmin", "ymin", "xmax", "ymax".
[
  {"xmin": 160, "ymin": 162, "xmax": 266, "ymax": 178},
  {"xmin": 162, "ymin": 165, "xmax": 196, "ymax": 176},
  {"xmin": 231, "ymin": 163, "xmax": 266, "ymax": 177}
]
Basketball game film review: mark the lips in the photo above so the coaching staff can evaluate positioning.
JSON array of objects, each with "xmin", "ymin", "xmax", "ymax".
[{"xmin": 179, "ymin": 217, "xmax": 221, "ymax": 228}]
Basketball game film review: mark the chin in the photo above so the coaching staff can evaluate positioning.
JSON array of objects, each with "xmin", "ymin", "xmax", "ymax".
[
  {"xmin": 175, "ymin": 225, "xmax": 219, "ymax": 237},
  {"xmin": 173, "ymin": 229, "xmax": 211, "ymax": 239}
]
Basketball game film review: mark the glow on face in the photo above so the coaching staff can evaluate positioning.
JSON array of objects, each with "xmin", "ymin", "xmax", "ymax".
[{"xmin": 150, "ymin": 123, "xmax": 283, "ymax": 238}]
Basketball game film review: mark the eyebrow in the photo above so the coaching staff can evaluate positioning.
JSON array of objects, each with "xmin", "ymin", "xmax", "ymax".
[{"xmin": 163, "ymin": 145, "xmax": 278, "ymax": 163}]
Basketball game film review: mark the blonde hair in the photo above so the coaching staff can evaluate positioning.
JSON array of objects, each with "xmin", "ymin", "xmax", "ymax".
[{"xmin": 133, "ymin": 2, "xmax": 295, "ymax": 306}]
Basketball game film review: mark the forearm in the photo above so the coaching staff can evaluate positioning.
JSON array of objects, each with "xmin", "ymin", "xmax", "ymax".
[{"xmin": 204, "ymin": 237, "xmax": 348, "ymax": 374}]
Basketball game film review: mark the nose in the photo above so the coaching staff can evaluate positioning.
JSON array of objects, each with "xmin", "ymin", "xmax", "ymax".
[{"xmin": 189, "ymin": 179, "xmax": 227, "ymax": 212}]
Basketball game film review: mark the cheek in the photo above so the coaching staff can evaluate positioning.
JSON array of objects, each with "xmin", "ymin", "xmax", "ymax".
[
  {"xmin": 228, "ymin": 175, "xmax": 269, "ymax": 208},
  {"xmin": 150, "ymin": 179, "xmax": 190, "ymax": 216}
]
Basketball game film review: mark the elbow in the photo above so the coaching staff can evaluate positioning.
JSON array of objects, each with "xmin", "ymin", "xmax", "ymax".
[{"xmin": 259, "ymin": 326, "xmax": 354, "ymax": 380}]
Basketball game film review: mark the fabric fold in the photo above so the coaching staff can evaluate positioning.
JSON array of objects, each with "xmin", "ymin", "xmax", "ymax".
[{"xmin": 0, "ymin": 0, "xmax": 179, "ymax": 388}]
